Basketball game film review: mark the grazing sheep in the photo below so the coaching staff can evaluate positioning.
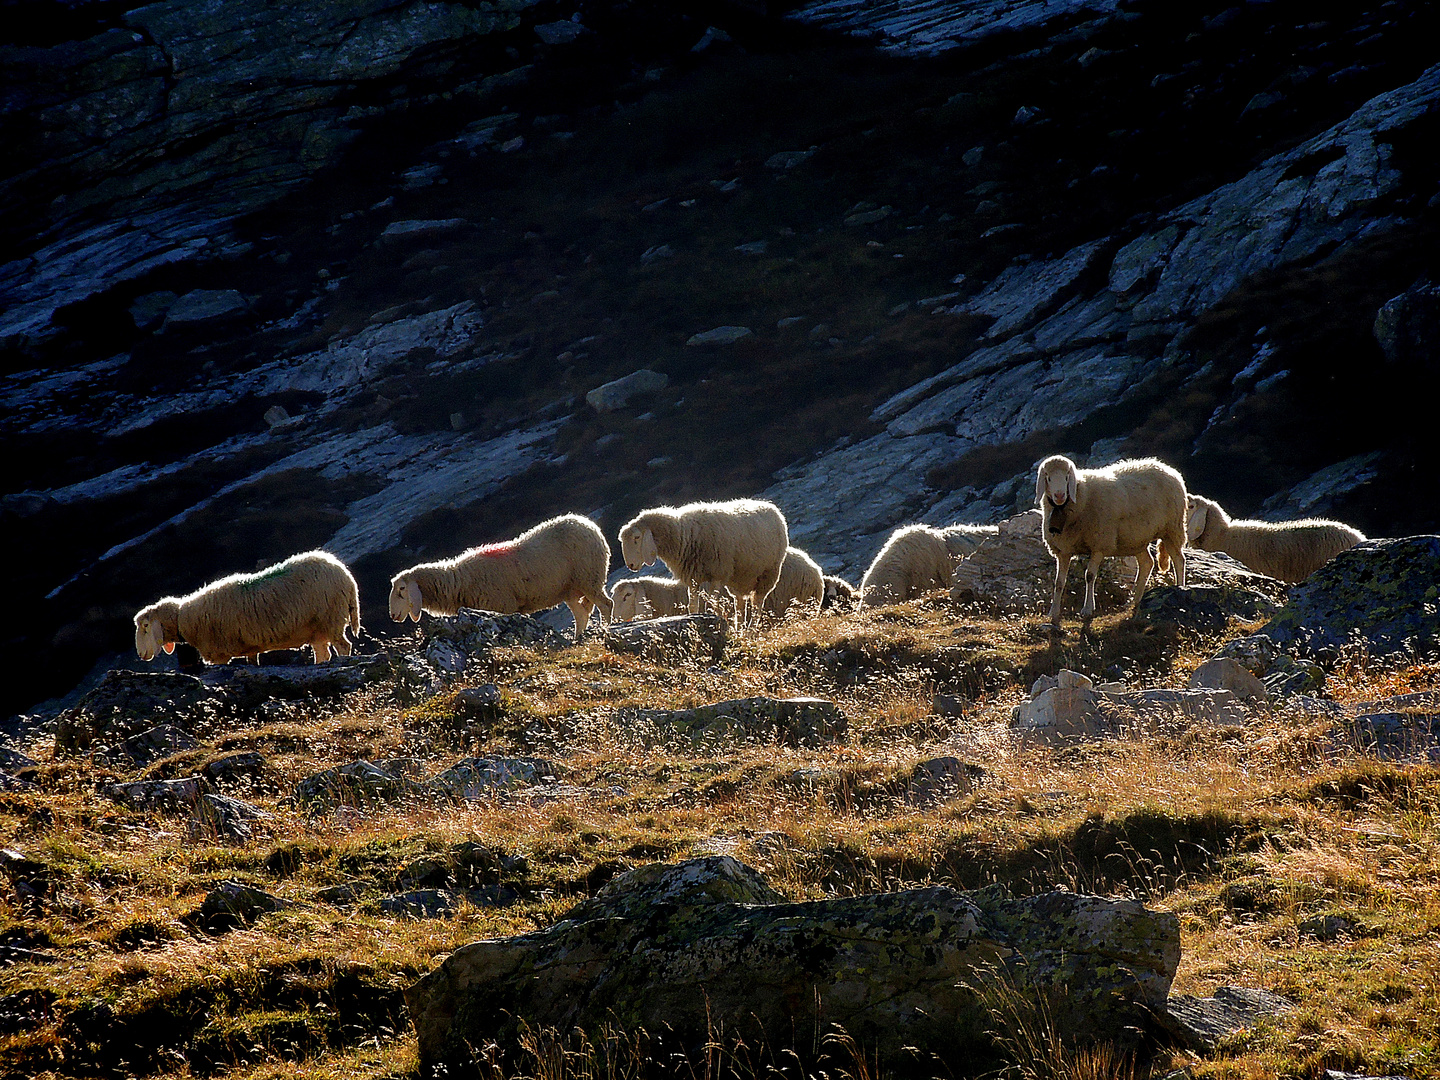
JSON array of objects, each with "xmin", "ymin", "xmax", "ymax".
[
  {"xmin": 860, "ymin": 524, "xmax": 998, "ymax": 606},
  {"xmin": 388, "ymin": 513, "xmax": 612, "ymax": 642},
  {"xmin": 611, "ymin": 576, "xmax": 691, "ymax": 622},
  {"xmin": 618, "ymin": 499, "xmax": 788, "ymax": 629},
  {"xmin": 763, "ymin": 546, "xmax": 825, "ymax": 616},
  {"xmin": 1186, "ymin": 494, "xmax": 1365, "ymax": 582},
  {"xmin": 822, "ymin": 575, "xmax": 858, "ymax": 610},
  {"xmin": 134, "ymin": 550, "xmax": 361, "ymax": 665},
  {"xmin": 1036, "ymin": 454, "xmax": 1187, "ymax": 626}
]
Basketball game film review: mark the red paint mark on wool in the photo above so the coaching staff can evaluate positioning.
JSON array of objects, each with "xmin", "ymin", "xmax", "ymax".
[{"xmin": 475, "ymin": 542, "xmax": 516, "ymax": 557}]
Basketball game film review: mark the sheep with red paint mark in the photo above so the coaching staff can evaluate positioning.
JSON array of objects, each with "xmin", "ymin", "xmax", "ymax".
[{"xmin": 388, "ymin": 514, "xmax": 612, "ymax": 642}]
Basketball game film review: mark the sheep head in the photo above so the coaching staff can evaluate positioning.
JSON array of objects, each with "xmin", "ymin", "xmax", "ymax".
[
  {"xmin": 388, "ymin": 576, "xmax": 423, "ymax": 622},
  {"xmin": 1187, "ymin": 495, "xmax": 1223, "ymax": 547},
  {"xmin": 611, "ymin": 581, "xmax": 639, "ymax": 622},
  {"xmin": 134, "ymin": 600, "xmax": 179, "ymax": 661},
  {"xmin": 619, "ymin": 525, "xmax": 657, "ymax": 571},
  {"xmin": 1035, "ymin": 455, "xmax": 1079, "ymax": 509}
]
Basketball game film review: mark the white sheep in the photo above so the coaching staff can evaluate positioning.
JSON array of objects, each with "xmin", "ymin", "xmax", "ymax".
[
  {"xmin": 134, "ymin": 550, "xmax": 360, "ymax": 665},
  {"xmin": 1036, "ymin": 454, "xmax": 1187, "ymax": 626},
  {"xmin": 388, "ymin": 513, "xmax": 612, "ymax": 642},
  {"xmin": 611, "ymin": 576, "xmax": 691, "ymax": 622},
  {"xmin": 1186, "ymin": 494, "xmax": 1365, "ymax": 582},
  {"xmin": 762, "ymin": 546, "xmax": 825, "ymax": 617},
  {"xmin": 618, "ymin": 499, "xmax": 788, "ymax": 629},
  {"xmin": 859, "ymin": 524, "xmax": 998, "ymax": 606}
]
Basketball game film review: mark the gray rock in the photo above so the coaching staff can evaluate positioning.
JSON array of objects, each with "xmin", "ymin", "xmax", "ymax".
[
  {"xmin": 191, "ymin": 880, "xmax": 290, "ymax": 931},
  {"xmin": 162, "ymin": 289, "xmax": 248, "ymax": 329},
  {"xmin": 379, "ymin": 218, "xmax": 469, "ymax": 241},
  {"xmin": 605, "ymin": 613, "xmax": 728, "ymax": 663},
  {"xmin": 1164, "ymin": 985, "xmax": 1292, "ymax": 1053},
  {"xmin": 685, "ymin": 326, "xmax": 753, "ymax": 345},
  {"xmin": 129, "ymin": 291, "xmax": 178, "ymax": 330},
  {"xmin": 586, "ymin": 369, "xmax": 670, "ymax": 411},
  {"xmin": 1014, "ymin": 684, "xmax": 1247, "ymax": 744},
  {"xmin": 904, "ymin": 756, "xmax": 982, "ymax": 807},
  {"xmin": 843, "ymin": 205, "xmax": 892, "ymax": 226},
  {"xmin": 105, "ymin": 723, "xmax": 198, "ymax": 769},
  {"xmin": 107, "ymin": 776, "xmax": 208, "ymax": 811},
  {"xmin": 425, "ymin": 609, "xmax": 573, "ymax": 655},
  {"xmin": 957, "ymin": 240, "xmax": 1110, "ymax": 338},
  {"xmin": 1188, "ymin": 658, "xmax": 1268, "ymax": 703},
  {"xmin": 1374, "ymin": 277, "xmax": 1440, "ymax": 365},
  {"xmin": 0, "ymin": 748, "xmax": 37, "ymax": 773},
  {"xmin": 1264, "ymin": 537, "xmax": 1440, "ymax": 656},
  {"xmin": 406, "ymin": 856, "xmax": 1180, "ymax": 1071},
  {"xmin": 55, "ymin": 671, "xmax": 217, "ymax": 756},
  {"xmin": 640, "ymin": 244, "xmax": 675, "ymax": 263},
  {"xmin": 294, "ymin": 760, "xmax": 424, "ymax": 810},
  {"xmin": 203, "ymin": 751, "xmax": 266, "ymax": 783},
  {"xmin": 1137, "ymin": 583, "xmax": 1285, "ymax": 633},
  {"xmin": 765, "ymin": 150, "xmax": 816, "ymax": 170},
  {"xmin": 1298, "ymin": 913, "xmax": 1356, "ymax": 941},
  {"xmin": 455, "ymin": 683, "xmax": 503, "ymax": 721},
  {"xmin": 192, "ymin": 793, "xmax": 270, "ymax": 841},
  {"xmin": 633, "ymin": 697, "xmax": 845, "ymax": 748},
  {"xmin": 1260, "ymin": 452, "xmax": 1385, "ymax": 521},
  {"xmin": 376, "ymin": 889, "xmax": 459, "ymax": 918},
  {"xmin": 431, "ymin": 756, "xmax": 561, "ymax": 798}
]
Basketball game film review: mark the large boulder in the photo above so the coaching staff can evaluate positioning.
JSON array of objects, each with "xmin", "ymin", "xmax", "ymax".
[
  {"xmin": 1013, "ymin": 670, "xmax": 1249, "ymax": 744},
  {"xmin": 1264, "ymin": 537, "xmax": 1440, "ymax": 656},
  {"xmin": 405, "ymin": 857, "xmax": 1179, "ymax": 1073}
]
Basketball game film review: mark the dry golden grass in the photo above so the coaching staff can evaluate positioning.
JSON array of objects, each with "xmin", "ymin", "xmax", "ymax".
[{"xmin": 3, "ymin": 599, "xmax": 1439, "ymax": 1079}]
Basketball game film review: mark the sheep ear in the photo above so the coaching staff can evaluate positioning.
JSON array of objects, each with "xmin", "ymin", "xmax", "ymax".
[
  {"xmin": 1034, "ymin": 470, "xmax": 1046, "ymax": 507},
  {"xmin": 162, "ymin": 641, "xmax": 175, "ymax": 654},
  {"xmin": 1065, "ymin": 468, "xmax": 1077, "ymax": 503}
]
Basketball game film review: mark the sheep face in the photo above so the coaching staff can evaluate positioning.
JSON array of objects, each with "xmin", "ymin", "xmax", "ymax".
[
  {"xmin": 133, "ymin": 614, "xmax": 172, "ymax": 661},
  {"xmin": 619, "ymin": 526, "xmax": 657, "ymax": 572},
  {"xmin": 611, "ymin": 581, "xmax": 640, "ymax": 622},
  {"xmin": 1186, "ymin": 497, "xmax": 1213, "ymax": 545},
  {"xmin": 388, "ymin": 577, "xmax": 423, "ymax": 622},
  {"xmin": 1036, "ymin": 456, "xmax": 1079, "ymax": 509}
]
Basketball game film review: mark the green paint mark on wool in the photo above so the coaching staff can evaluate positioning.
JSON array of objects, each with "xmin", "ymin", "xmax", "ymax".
[{"xmin": 238, "ymin": 564, "xmax": 294, "ymax": 590}]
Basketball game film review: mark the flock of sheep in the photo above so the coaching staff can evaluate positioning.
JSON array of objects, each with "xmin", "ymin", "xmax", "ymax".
[{"xmin": 132, "ymin": 454, "xmax": 1366, "ymax": 666}]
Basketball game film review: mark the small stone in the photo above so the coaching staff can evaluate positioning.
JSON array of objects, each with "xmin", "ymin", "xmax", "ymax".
[
  {"xmin": 449, "ymin": 411, "xmax": 465, "ymax": 430},
  {"xmin": 1013, "ymin": 105, "xmax": 1041, "ymax": 125},
  {"xmin": 605, "ymin": 614, "xmax": 728, "ymax": 663},
  {"xmin": 641, "ymin": 244, "xmax": 674, "ymax": 263},
  {"xmin": 191, "ymin": 880, "xmax": 289, "ymax": 932},
  {"xmin": 380, "ymin": 218, "xmax": 469, "ymax": 241},
  {"xmin": 263, "ymin": 404, "xmax": 290, "ymax": 428},
  {"xmin": 962, "ymin": 146, "xmax": 984, "ymax": 166},
  {"xmin": 734, "ymin": 241, "xmax": 768, "ymax": 255},
  {"xmin": 777, "ymin": 316, "xmax": 806, "ymax": 328},
  {"xmin": 691, "ymin": 25, "xmax": 731, "ymax": 51},
  {"xmin": 586, "ymin": 369, "xmax": 669, "ymax": 411},
  {"xmin": 204, "ymin": 752, "xmax": 266, "ymax": 783},
  {"xmin": 431, "ymin": 757, "xmax": 561, "ymax": 798},
  {"xmin": 686, "ymin": 326, "xmax": 752, "ymax": 346},
  {"xmin": 162, "ymin": 290, "xmax": 248, "ymax": 329},
  {"xmin": 534, "ymin": 20, "xmax": 587, "ymax": 44},
  {"xmin": 1298, "ymin": 913, "xmax": 1355, "ymax": 941},
  {"xmin": 378, "ymin": 889, "xmax": 459, "ymax": 918},
  {"xmin": 904, "ymin": 757, "xmax": 981, "ymax": 807},
  {"xmin": 844, "ymin": 206, "xmax": 892, "ymax": 226},
  {"xmin": 765, "ymin": 150, "xmax": 815, "ymax": 170}
]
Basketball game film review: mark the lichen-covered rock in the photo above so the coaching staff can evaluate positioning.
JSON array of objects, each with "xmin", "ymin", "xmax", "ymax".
[
  {"xmin": 604, "ymin": 613, "xmax": 728, "ymax": 662},
  {"xmin": 424, "ymin": 609, "xmax": 572, "ymax": 654},
  {"xmin": 1164, "ymin": 985, "xmax": 1292, "ymax": 1053},
  {"xmin": 294, "ymin": 760, "xmax": 426, "ymax": 810},
  {"xmin": 54, "ymin": 671, "xmax": 220, "ymax": 756},
  {"xmin": 1136, "ymin": 579, "xmax": 1285, "ymax": 633},
  {"xmin": 107, "ymin": 776, "xmax": 208, "ymax": 811},
  {"xmin": 1264, "ymin": 537, "xmax": 1440, "ymax": 656},
  {"xmin": 405, "ymin": 856, "xmax": 1179, "ymax": 1072},
  {"xmin": 430, "ymin": 756, "xmax": 560, "ymax": 798},
  {"xmin": 189, "ymin": 880, "xmax": 290, "ymax": 932},
  {"xmin": 633, "ymin": 697, "xmax": 846, "ymax": 748},
  {"xmin": 191, "ymin": 793, "xmax": 271, "ymax": 842}
]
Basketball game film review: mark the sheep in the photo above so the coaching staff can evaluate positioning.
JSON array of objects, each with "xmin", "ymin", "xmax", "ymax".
[
  {"xmin": 859, "ymin": 523, "xmax": 998, "ymax": 606},
  {"xmin": 611, "ymin": 576, "xmax": 691, "ymax": 622},
  {"xmin": 1186, "ymin": 494, "xmax": 1365, "ymax": 582},
  {"xmin": 821, "ymin": 575, "xmax": 858, "ymax": 611},
  {"xmin": 1036, "ymin": 454, "xmax": 1187, "ymax": 626},
  {"xmin": 388, "ymin": 513, "xmax": 612, "ymax": 642},
  {"xmin": 762, "ymin": 546, "xmax": 825, "ymax": 617},
  {"xmin": 134, "ymin": 550, "xmax": 360, "ymax": 666},
  {"xmin": 618, "ymin": 499, "xmax": 788, "ymax": 629}
]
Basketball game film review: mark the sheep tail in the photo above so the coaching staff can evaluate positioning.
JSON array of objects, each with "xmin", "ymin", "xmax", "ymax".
[
  {"xmin": 1156, "ymin": 539, "xmax": 1173, "ymax": 575},
  {"xmin": 349, "ymin": 589, "xmax": 362, "ymax": 638}
]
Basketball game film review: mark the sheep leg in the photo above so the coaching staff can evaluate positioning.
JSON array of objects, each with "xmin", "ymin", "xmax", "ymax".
[
  {"xmin": 1169, "ymin": 536, "xmax": 1187, "ymax": 589},
  {"xmin": 687, "ymin": 581, "xmax": 702, "ymax": 615},
  {"xmin": 1079, "ymin": 553, "xmax": 1103, "ymax": 623},
  {"xmin": 1133, "ymin": 545, "xmax": 1155, "ymax": 609},
  {"xmin": 311, "ymin": 638, "xmax": 331, "ymax": 664},
  {"xmin": 249, "ymin": 653, "xmax": 261, "ymax": 665},
  {"xmin": 565, "ymin": 599, "xmax": 594, "ymax": 642},
  {"xmin": 1048, "ymin": 555, "xmax": 1071, "ymax": 625},
  {"xmin": 334, "ymin": 634, "xmax": 353, "ymax": 657}
]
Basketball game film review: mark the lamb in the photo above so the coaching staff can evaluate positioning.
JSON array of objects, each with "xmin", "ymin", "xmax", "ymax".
[
  {"xmin": 762, "ymin": 546, "xmax": 825, "ymax": 617},
  {"xmin": 611, "ymin": 576, "xmax": 691, "ymax": 622},
  {"xmin": 388, "ymin": 513, "xmax": 612, "ymax": 642},
  {"xmin": 134, "ymin": 550, "xmax": 360, "ymax": 665},
  {"xmin": 860, "ymin": 523, "xmax": 998, "ymax": 606},
  {"xmin": 1186, "ymin": 494, "xmax": 1365, "ymax": 582},
  {"xmin": 821, "ymin": 575, "xmax": 858, "ymax": 611},
  {"xmin": 1036, "ymin": 454, "xmax": 1187, "ymax": 626},
  {"xmin": 618, "ymin": 499, "xmax": 788, "ymax": 628}
]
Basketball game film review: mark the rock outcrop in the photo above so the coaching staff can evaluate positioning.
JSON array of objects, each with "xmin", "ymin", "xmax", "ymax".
[{"xmin": 405, "ymin": 856, "xmax": 1180, "ymax": 1072}]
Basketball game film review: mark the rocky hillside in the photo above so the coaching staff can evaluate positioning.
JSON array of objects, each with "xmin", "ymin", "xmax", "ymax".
[{"xmin": 4, "ymin": 0, "xmax": 1439, "ymax": 716}]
